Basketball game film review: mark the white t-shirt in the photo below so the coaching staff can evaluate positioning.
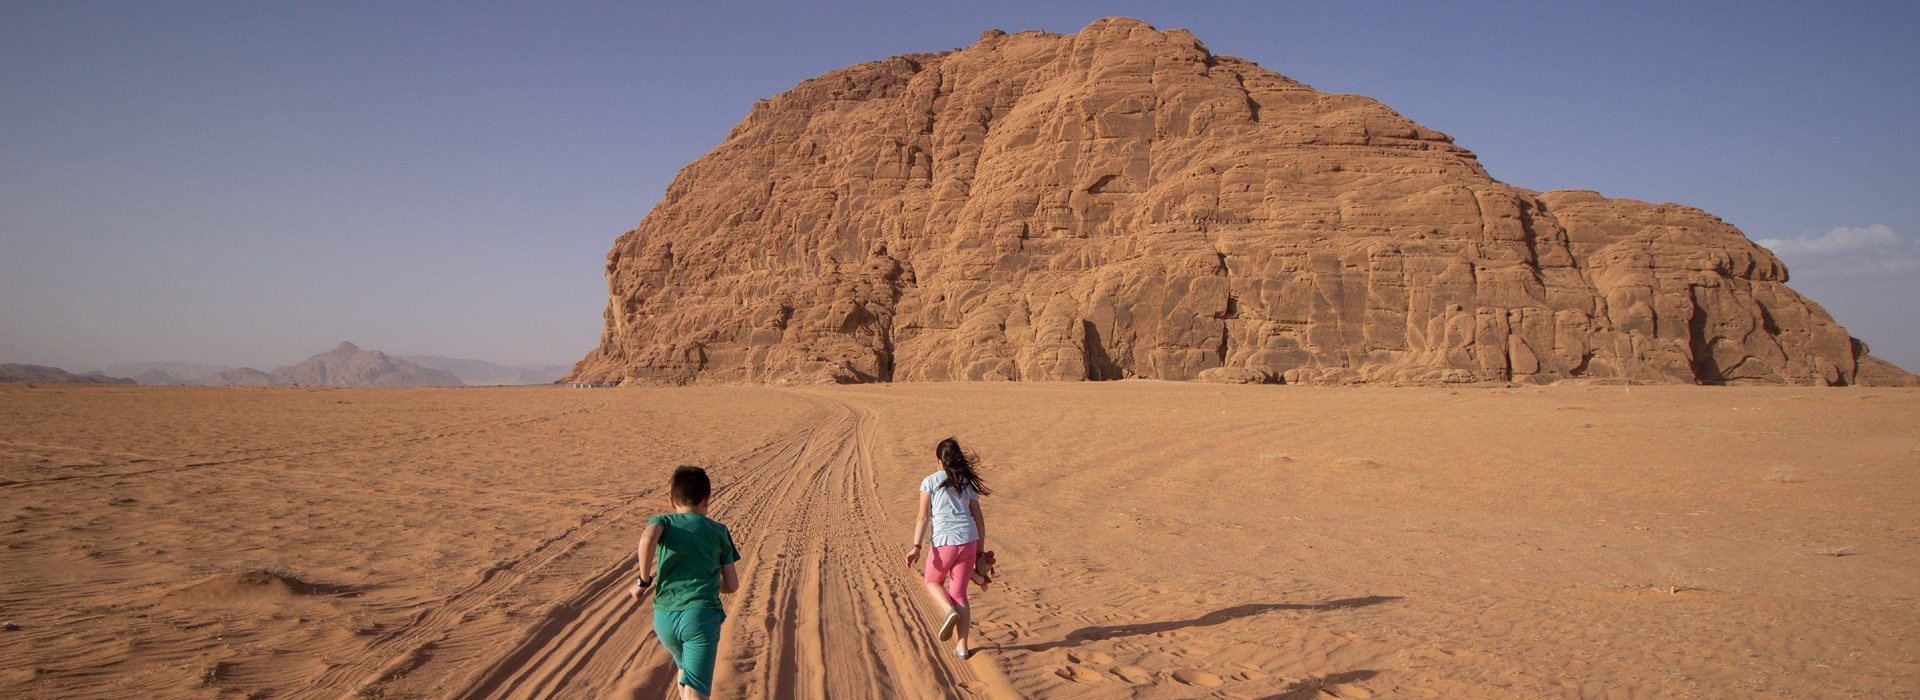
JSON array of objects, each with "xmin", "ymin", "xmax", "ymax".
[{"xmin": 919, "ymin": 471, "xmax": 980, "ymax": 547}]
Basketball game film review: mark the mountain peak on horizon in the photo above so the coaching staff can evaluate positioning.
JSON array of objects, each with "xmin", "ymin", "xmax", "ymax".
[{"xmin": 277, "ymin": 342, "xmax": 460, "ymax": 387}]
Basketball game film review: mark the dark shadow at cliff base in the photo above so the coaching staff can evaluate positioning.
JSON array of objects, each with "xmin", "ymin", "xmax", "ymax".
[{"xmin": 1082, "ymin": 321, "xmax": 1124, "ymax": 380}]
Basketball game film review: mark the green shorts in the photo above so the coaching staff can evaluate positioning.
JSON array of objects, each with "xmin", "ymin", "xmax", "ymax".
[{"xmin": 654, "ymin": 607, "xmax": 726, "ymax": 694}]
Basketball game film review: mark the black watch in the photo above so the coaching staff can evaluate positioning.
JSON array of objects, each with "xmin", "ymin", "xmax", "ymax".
[{"xmin": 636, "ymin": 576, "xmax": 654, "ymax": 589}]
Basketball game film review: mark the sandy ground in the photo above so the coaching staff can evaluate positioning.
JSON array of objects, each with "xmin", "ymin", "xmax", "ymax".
[{"xmin": 1, "ymin": 382, "xmax": 1915, "ymax": 699}]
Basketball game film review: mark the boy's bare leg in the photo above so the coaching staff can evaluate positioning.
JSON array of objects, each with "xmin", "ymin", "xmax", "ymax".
[{"xmin": 680, "ymin": 683, "xmax": 709, "ymax": 700}]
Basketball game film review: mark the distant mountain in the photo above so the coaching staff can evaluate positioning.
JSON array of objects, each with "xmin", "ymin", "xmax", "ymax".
[
  {"xmin": 132, "ymin": 370, "xmax": 186, "ymax": 385},
  {"xmin": 217, "ymin": 367, "xmax": 276, "ymax": 386},
  {"xmin": 270, "ymin": 342, "xmax": 464, "ymax": 387},
  {"xmin": 109, "ymin": 345, "xmax": 544, "ymax": 387},
  {"xmin": 1, "ymin": 363, "xmax": 135, "ymax": 384},
  {"xmin": 397, "ymin": 355, "xmax": 568, "ymax": 385},
  {"xmin": 120, "ymin": 365, "xmax": 274, "ymax": 386},
  {"xmin": 104, "ymin": 361, "xmax": 236, "ymax": 385}
]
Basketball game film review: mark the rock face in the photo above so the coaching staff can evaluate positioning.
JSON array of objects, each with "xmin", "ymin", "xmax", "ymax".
[
  {"xmin": 570, "ymin": 18, "xmax": 1916, "ymax": 387},
  {"xmin": 271, "ymin": 342, "xmax": 464, "ymax": 388}
]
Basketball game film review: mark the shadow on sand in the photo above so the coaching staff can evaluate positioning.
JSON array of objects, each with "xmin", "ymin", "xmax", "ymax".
[
  {"xmin": 1254, "ymin": 669, "xmax": 1382, "ymax": 699},
  {"xmin": 998, "ymin": 595, "xmax": 1401, "ymax": 653}
]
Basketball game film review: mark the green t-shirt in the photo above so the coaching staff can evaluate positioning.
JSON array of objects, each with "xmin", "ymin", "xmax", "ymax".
[{"xmin": 648, "ymin": 512, "xmax": 740, "ymax": 612}]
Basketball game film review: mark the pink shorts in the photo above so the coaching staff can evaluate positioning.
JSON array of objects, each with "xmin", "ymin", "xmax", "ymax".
[{"xmin": 922, "ymin": 540, "xmax": 979, "ymax": 605}]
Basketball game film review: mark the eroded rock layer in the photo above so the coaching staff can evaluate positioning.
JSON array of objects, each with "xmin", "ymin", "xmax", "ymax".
[{"xmin": 570, "ymin": 18, "xmax": 1915, "ymax": 387}]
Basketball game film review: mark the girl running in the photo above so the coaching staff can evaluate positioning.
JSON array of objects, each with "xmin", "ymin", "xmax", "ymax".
[{"xmin": 904, "ymin": 437, "xmax": 990, "ymax": 659}]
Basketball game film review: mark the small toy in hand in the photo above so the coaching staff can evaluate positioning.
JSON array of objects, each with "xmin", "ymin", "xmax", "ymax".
[{"xmin": 969, "ymin": 550, "xmax": 997, "ymax": 588}]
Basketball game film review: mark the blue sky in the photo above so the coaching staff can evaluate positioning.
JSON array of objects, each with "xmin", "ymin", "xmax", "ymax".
[{"xmin": 3, "ymin": 1, "xmax": 1915, "ymax": 372}]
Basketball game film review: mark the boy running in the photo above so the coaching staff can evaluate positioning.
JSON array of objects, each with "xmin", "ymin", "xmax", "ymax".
[{"xmin": 630, "ymin": 465, "xmax": 741, "ymax": 700}]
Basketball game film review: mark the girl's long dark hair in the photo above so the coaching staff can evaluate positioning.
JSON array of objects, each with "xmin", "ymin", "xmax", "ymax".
[{"xmin": 935, "ymin": 437, "xmax": 990, "ymax": 497}]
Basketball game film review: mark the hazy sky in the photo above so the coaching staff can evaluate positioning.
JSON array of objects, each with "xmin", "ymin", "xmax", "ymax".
[{"xmin": 3, "ymin": 1, "xmax": 1916, "ymax": 373}]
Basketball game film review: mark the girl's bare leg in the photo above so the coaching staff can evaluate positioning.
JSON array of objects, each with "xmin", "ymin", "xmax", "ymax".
[
  {"xmin": 922, "ymin": 581, "xmax": 956, "ymax": 615},
  {"xmin": 953, "ymin": 603, "xmax": 971, "ymax": 655}
]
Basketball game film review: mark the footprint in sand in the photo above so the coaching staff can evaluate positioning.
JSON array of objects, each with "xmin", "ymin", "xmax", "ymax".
[
  {"xmin": 1170, "ymin": 668, "xmax": 1224, "ymax": 687},
  {"xmin": 1323, "ymin": 683, "xmax": 1373, "ymax": 698},
  {"xmin": 1054, "ymin": 665, "xmax": 1106, "ymax": 682},
  {"xmin": 997, "ymin": 620, "xmax": 1035, "ymax": 640},
  {"xmin": 1235, "ymin": 669, "xmax": 1270, "ymax": 681},
  {"xmin": 1111, "ymin": 665, "xmax": 1152, "ymax": 684}
]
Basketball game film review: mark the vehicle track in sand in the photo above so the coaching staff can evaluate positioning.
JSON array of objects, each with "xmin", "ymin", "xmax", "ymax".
[{"xmin": 440, "ymin": 392, "xmax": 1018, "ymax": 699}]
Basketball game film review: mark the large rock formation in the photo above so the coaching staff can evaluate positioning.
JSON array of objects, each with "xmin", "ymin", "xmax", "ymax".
[
  {"xmin": 271, "ymin": 342, "xmax": 464, "ymax": 388},
  {"xmin": 569, "ymin": 18, "xmax": 1915, "ymax": 387}
]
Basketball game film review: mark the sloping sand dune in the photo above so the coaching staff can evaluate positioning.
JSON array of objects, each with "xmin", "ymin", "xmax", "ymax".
[{"xmin": 1, "ymin": 383, "xmax": 1915, "ymax": 698}]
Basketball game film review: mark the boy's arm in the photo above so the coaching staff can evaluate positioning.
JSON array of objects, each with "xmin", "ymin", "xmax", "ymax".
[
  {"xmin": 719, "ymin": 563, "xmax": 740, "ymax": 595},
  {"xmin": 628, "ymin": 522, "xmax": 664, "ymax": 601}
]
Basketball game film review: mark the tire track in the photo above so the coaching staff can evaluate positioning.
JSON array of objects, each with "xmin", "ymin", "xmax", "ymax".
[
  {"xmin": 313, "ymin": 426, "xmax": 816, "ymax": 699},
  {"xmin": 441, "ymin": 430, "xmax": 817, "ymax": 700},
  {"xmin": 304, "ymin": 484, "xmax": 660, "ymax": 696},
  {"xmin": 442, "ymin": 393, "xmax": 1021, "ymax": 698},
  {"xmin": 714, "ymin": 396, "xmax": 1019, "ymax": 698}
]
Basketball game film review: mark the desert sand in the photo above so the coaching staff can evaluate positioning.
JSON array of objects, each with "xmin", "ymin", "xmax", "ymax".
[{"xmin": 1, "ymin": 382, "xmax": 1916, "ymax": 698}]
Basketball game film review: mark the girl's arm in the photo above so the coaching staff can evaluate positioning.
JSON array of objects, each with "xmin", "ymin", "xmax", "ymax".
[
  {"xmin": 719, "ymin": 562, "xmax": 740, "ymax": 594},
  {"xmin": 628, "ymin": 522, "xmax": 664, "ymax": 600},
  {"xmin": 969, "ymin": 498, "xmax": 986, "ymax": 552},
  {"xmin": 907, "ymin": 490, "xmax": 933, "ymax": 567}
]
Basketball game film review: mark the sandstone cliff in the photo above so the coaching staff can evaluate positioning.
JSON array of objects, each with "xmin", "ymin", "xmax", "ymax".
[{"xmin": 570, "ymin": 18, "xmax": 1915, "ymax": 387}]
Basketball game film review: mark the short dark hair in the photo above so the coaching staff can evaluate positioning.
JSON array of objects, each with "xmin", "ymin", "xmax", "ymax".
[{"xmin": 670, "ymin": 465, "xmax": 712, "ymax": 506}]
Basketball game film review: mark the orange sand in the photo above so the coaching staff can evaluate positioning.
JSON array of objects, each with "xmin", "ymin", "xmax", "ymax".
[{"xmin": 1, "ymin": 382, "xmax": 1915, "ymax": 698}]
